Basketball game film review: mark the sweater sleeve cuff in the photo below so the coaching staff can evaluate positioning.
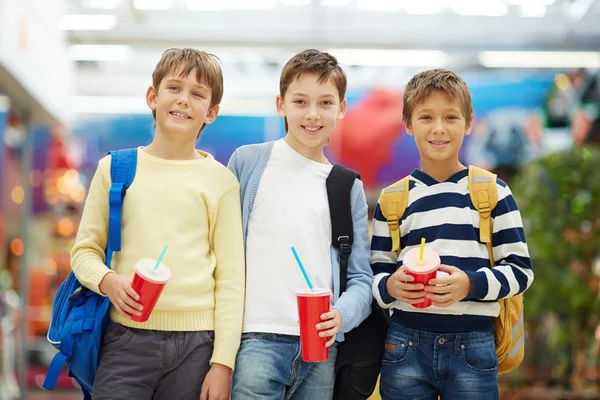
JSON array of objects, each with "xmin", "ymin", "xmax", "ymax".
[
  {"xmin": 88, "ymin": 269, "xmax": 114, "ymax": 296},
  {"xmin": 465, "ymin": 270, "xmax": 488, "ymax": 300},
  {"xmin": 333, "ymin": 303, "xmax": 352, "ymax": 333},
  {"xmin": 210, "ymin": 342, "xmax": 239, "ymax": 371},
  {"xmin": 373, "ymin": 274, "xmax": 395, "ymax": 307}
]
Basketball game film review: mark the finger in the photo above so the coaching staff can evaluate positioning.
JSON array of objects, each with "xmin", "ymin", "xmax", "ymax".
[
  {"xmin": 113, "ymin": 304, "xmax": 131, "ymax": 320},
  {"xmin": 320, "ymin": 311, "xmax": 336, "ymax": 321},
  {"xmin": 126, "ymin": 285, "xmax": 140, "ymax": 301},
  {"xmin": 431, "ymin": 299, "xmax": 456, "ymax": 308},
  {"xmin": 400, "ymin": 290, "xmax": 427, "ymax": 300},
  {"xmin": 398, "ymin": 282, "xmax": 425, "ymax": 291},
  {"xmin": 316, "ymin": 320, "xmax": 336, "ymax": 331},
  {"xmin": 200, "ymin": 384, "xmax": 209, "ymax": 400},
  {"xmin": 118, "ymin": 299, "xmax": 142, "ymax": 317},
  {"xmin": 404, "ymin": 297, "xmax": 428, "ymax": 305},
  {"xmin": 325, "ymin": 337, "xmax": 336, "ymax": 347},
  {"xmin": 426, "ymin": 293, "xmax": 453, "ymax": 303},
  {"xmin": 424, "ymin": 284, "xmax": 452, "ymax": 293},
  {"xmin": 121, "ymin": 292, "xmax": 143, "ymax": 311},
  {"xmin": 436, "ymin": 264, "xmax": 456, "ymax": 273},
  {"xmin": 394, "ymin": 270, "xmax": 414, "ymax": 282},
  {"xmin": 319, "ymin": 328, "xmax": 339, "ymax": 338}
]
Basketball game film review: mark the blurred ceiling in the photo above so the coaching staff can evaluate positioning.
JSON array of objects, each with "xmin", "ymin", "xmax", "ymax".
[{"xmin": 63, "ymin": 0, "xmax": 600, "ymax": 115}]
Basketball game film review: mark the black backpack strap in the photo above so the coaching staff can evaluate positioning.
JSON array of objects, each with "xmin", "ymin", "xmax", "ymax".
[{"xmin": 326, "ymin": 164, "xmax": 360, "ymax": 294}]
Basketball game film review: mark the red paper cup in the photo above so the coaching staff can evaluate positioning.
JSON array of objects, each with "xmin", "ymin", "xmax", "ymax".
[
  {"xmin": 403, "ymin": 247, "xmax": 440, "ymax": 309},
  {"xmin": 130, "ymin": 259, "xmax": 171, "ymax": 322},
  {"xmin": 296, "ymin": 288, "xmax": 331, "ymax": 362}
]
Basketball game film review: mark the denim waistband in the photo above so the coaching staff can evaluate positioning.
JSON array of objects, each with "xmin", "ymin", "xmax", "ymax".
[{"xmin": 388, "ymin": 321, "xmax": 495, "ymax": 350}]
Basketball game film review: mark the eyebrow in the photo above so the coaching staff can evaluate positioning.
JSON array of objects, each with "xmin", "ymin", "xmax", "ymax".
[
  {"xmin": 164, "ymin": 78, "xmax": 209, "ymax": 91},
  {"xmin": 291, "ymin": 92, "xmax": 336, "ymax": 98},
  {"xmin": 417, "ymin": 108, "xmax": 461, "ymax": 113}
]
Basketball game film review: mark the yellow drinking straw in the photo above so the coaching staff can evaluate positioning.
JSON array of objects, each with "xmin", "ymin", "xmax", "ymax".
[{"xmin": 419, "ymin": 237, "xmax": 426, "ymax": 260}]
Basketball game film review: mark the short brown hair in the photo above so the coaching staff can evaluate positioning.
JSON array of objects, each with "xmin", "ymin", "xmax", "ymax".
[
  {"xmin": 279, "ymin": 49, "xmax": 347, "ymax": 131},
  {"xmin": 151, "ymin": 48, "xmax": 223, "ymax": 136},
  {"xmin": 402, "ymin": 69, "xmax": 473, "ymax": 127}
]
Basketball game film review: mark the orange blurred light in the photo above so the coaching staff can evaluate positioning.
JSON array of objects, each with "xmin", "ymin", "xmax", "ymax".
[
  {"xmin": 57, "ymin": 218, "xmax": 74, "ymax": 237},
  {"xmin": 44, "ymin": 258, "xmax": 58, "ymax": 275},
  {"xmin": 10, "ymin": 239, "xmax": 24, "ymax": 256},
  {"xmin": 11, "ymin": 186, "xmax": 24, "ymax": 204},
  {"xmin": 64, "ymin": 169, "xmax": 79, "ymax": 184}
]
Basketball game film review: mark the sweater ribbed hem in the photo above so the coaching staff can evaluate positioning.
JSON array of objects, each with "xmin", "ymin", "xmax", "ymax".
[
  {"xmin": 210, "ymin": 342, "xmax": 240, "ymax": 371},
  {"xmin": 112, "ymin": 309, "xmax": 215, "ymax": 331}
]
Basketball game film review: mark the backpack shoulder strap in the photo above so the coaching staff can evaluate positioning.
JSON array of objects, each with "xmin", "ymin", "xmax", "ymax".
[
  {"xmin": 468, "ymin": 165, "xmax": 498, "ymax": 268},
  {"xmin": 326, "ymin": 164, "xmax": 360, "ymax": 294},
  {"xmin": 106, "ymin": 148, "xmax": 138, "ymax": 267},
  {"xmin": 378, "ymin": 176, "xmax": 410, "ymax": 256}
]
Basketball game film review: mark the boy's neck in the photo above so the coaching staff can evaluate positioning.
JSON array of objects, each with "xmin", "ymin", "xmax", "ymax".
[
  {"xmin": 420, "ymin": 159, "xmax": 466, "ymax": 182},
  {"xmin": 144, "ymin": 130, "xmax": 202, "ymax": 160},
  {"xmin": 283, "ymin": 135, "xmax": 329, "ymax": 164}
]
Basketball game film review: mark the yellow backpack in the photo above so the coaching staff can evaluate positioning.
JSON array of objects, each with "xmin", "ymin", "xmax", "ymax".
[{"xmin": 378, "ymin": 165, "xmax": 525, "ymax": 375}]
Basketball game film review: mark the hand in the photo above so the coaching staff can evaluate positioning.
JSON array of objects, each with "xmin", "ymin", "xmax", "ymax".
[
  {"xmin": 317, "ymin": 309, "xmax": 342, "ymax": 347},
  {"xmin": 200, "ymin": 363, "xmax": 231, "ymax": 400},
  {"xmin": 385, "ymin": 267, "xmax": 426, "ymax": 305},
  {"xmin": 98, "ymin": 272, "xmax": 143, "ymax": 319},
  {"xmin": 424, "ymin": 264, "xmax": 472, "ymax": 307}
]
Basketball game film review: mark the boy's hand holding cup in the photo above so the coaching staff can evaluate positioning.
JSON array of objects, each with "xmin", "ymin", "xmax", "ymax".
[{"xmin": 99, "ymin": 272, "xmax": 143, "ymax": 319}]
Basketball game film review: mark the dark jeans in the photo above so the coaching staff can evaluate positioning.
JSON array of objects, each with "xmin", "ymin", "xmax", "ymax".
[
  {"xmin": 92, "ymin": 322, "xmax": 214, "ymax": 400},
  {"xmin": 380, "ymin": 322, "xmax": 499, "ymax": 400}
]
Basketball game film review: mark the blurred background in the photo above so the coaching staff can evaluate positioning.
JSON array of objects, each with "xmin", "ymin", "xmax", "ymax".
[{"xmin": 1, "ymin": 0, "xmax": 599, "ymax": 399}]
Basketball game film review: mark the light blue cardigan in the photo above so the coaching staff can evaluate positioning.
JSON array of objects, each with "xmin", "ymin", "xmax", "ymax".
[{"xmin": 227, "ymin": 141, "xmax": 373, "ymax": 341}]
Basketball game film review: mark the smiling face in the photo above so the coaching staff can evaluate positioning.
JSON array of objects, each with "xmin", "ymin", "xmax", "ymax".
[
  {"xmin": 146, "ymin": 66, "xmax": 219, "ymax": 141},
  {"xmin": 406, "ymin": 90, "xmax": 473, "ymax": 170},
  {"xmin": 276, "ymin": 73, "xmax": 346, "ymax": 153}
]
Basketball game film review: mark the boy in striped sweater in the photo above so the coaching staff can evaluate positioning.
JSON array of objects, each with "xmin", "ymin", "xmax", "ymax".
[{"xmin": 371, "ymin": 69, "xmax": 534, "ymax": 400}]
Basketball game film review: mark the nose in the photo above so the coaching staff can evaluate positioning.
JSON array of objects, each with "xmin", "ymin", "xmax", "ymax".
[
  {"xmin": 432, "ymin": 118, "xmax": 445, "ymax": 135},
  {"xmin": 305, "ymin": 104, "xmax": 319, "ymax": 121},
  {"xmin": 177, "ymin": 93, "xmax": 189, "ymax": 107}
]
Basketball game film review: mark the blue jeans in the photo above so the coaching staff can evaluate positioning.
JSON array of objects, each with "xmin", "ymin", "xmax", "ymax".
[
  {"xmin": 231, "ymin": 333, "xmax": 338, "ymax": 400},
  {"xmin": 380, "ymin": 322, "xmax": 499, "ymax": 400}
]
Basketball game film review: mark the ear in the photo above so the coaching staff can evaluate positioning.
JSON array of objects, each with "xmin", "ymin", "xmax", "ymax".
[
  {"xmin": 337, "ymin": 98, "xmax": 347, "ymax": 120},
  {"xmin": 146, "ymin": 86, "xmax": 157, "ymax": 111},
  {"xmin": 465, "ymin": 113, "xmax": 474, "ymax": 136},
  {"xmin": 276, "ymin": 94, "xmax": 286, "ymax": 118},
  {"xmin": 404, "ymin": 120, "xmax": 413, "ymax": 136},
  {"xmin": 204, "ymin": 104, "xmax": 220, "ymax": 125}
]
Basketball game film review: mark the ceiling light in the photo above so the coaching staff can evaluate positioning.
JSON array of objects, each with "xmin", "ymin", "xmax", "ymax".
[
  {"xmin": 452, "ymin": 0, "xmax": 508, "ymax": 16},
  {"xmin": 133, "ymin": 0, "xmax": 173, "ymax": 10},
  {"xmin": 327, "ymin": 48, "xmax": 448, "ymax": 67},
  {"xmin": 185, "ymin": 0, "xmax": 227, "ymax": 11},
  {"xmin": 229, "ymin": 0, "xmax": 278, "ymax": 9},
  {"xmin": 478, "ymin": 51, "xmax": 600, "ymax": 68},
  {"xmin": 68, "ymin": 45, "xmax": 132, "ymax": 62},
  {"xmin": 357, "ymin": 0, "xmax": 402, "ymax": 12},
  {"xmin": 320, "ymin": 0, "xmax": 351, "ymax": 6},
  {"xmin": 81, "ymin": 0, "xmax": 122, "ymax": 9},
  {"xmin": 281, "ymin": 0, "xmax": 312, "ymax": 5},
  {"xmin": 58, "ymin": 14, "xmax": 117, "ymax": 30},
  {"xmin": 403, "ymin": 0, "xmax": 444, "ymax": 15}
]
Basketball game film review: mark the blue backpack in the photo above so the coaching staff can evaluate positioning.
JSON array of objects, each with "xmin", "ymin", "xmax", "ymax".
[{"xmin": 43, "ymin": 149, "xmax": 138, "ymax": 399}]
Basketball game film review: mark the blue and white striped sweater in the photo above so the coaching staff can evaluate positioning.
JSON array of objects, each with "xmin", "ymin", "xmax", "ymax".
[{"xmin": 371, "ymin": 168, "xmax": 534, "ymax": 333}]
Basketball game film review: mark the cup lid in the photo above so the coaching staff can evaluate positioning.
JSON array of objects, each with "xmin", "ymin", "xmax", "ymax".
[{"xmin": 296, "ymin": 287, "xmax": 331, "ymax": 296}]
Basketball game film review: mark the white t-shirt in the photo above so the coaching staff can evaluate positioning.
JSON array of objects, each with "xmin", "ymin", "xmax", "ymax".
[{"xmin": 243, "ymin": 139, "xmax": 333, "ymax": 335}]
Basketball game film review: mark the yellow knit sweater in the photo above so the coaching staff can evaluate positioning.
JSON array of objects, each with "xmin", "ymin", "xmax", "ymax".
[{"xmin": 70, "ymin": 148, "xmax": 245, "ymax": 369}]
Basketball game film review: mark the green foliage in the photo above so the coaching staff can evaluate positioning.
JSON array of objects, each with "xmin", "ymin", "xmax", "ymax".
[{"xmin": 511, "ymin": 145, "xmax": 600, "ymax": 357}]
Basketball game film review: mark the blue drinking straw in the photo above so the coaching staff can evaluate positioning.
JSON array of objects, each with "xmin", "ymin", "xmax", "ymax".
[
  {"xmin": 153, "ymin": 245, "xmax": 168, "ymax": 272},
  {"xmin": 291, "ymin": 246, "xmax": 314, "ymax": 291}
]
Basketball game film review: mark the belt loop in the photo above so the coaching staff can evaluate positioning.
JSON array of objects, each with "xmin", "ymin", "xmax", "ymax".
[
  {"xmin": 413, "ymin": 330, "xmax": 419, "ymax": 349},
  {"xmin": 454, "ymin": 334, "xmax": 461, "ymax": 354}
]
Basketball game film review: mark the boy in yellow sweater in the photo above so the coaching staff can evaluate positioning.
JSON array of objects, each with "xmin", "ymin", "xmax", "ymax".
[{"xmin": 70, "ymin": 48, "xmax": 245, "ymax": 400}]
